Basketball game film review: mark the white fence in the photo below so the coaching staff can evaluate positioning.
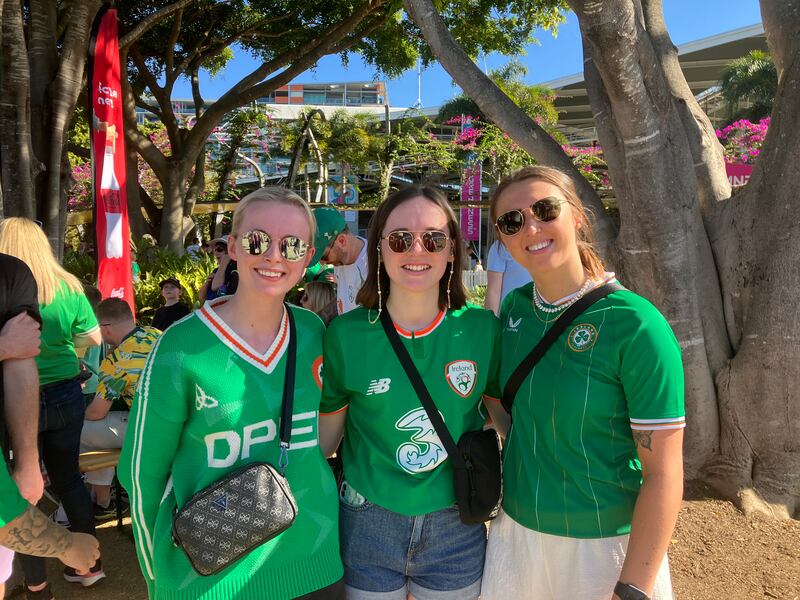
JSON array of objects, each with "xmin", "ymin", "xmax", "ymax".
[{"xmin": 462, "ymin": 269, "xmax": 488, "ymax": 290}]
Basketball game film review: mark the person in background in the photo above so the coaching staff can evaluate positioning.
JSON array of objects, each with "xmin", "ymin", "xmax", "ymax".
[
  {"xmin": 480, "ymin": 166, "xmax": 684, "ymax": 600},
  {"xmin": 0, "ymin": 218, "xmax": 105, "ymax": 596},
  {"xmin": 484, "ymin": 239, "xmax": 532, "ymax": 316},
  {"xmin": 151, "ymin": 278, "xmax": 191, "ymax": 331},
  {"xmin": 120, "ymin": 187, "xmax": 344, "ymax": 599},
  {"xmin": 81, "ymin": 298, "xmax": 159, "ymax": 521},
  {"xmin": 198, "ymin": 235, "xmax": 238, "ymax": 302},
  {"xmin": 185, "ymin": 237, "xmax": 201, "ymax": 259},
  {"xmin": 78, "ymin": 286, "xmax": 104, "ymax": 409},
  {"xmin": 0, "ymin": 253, "xmax": 44, "ymax": 597},
  {"xmin": 300, "ymin": 280, "xmax": 337, "ymax": 326},
  {"xmin": 310, "ymin": 208, "xmax": 367, "ymax": 315}
]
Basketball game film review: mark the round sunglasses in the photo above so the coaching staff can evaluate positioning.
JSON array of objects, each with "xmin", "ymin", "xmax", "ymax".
[
  {"xmin": 381, "ymin": 230, "xmax": 450, "ymax": 254},
  {"xmin": 495, "ymin": 196, "xmax": 566, "ymax": 236},
  {"xmin": 240, "ymin": 229, "xmax": 310, "ymax": 261}
]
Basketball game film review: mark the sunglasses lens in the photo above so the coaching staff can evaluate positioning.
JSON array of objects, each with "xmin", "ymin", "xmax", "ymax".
[
  {"xmin": 386, "ymin": 231, "xmax": 413, "ymax": 253},
  {"xmin": 280, "ymin": 236, "xmax": 308, "ymax": 261},
  {"xmin": 242, "ymin": 230, "xmax": 271, "ymax": 255},
  {"xmin": 422, "ymin": 231, "xmax": 448, "ymax": 253},
  {"xmin": 532, "ymin": 197, "xmax": 562, "ymax": 222},
  {"xmin": 496, "ymin": 210, "xmax": 525, "ymax": 235}
]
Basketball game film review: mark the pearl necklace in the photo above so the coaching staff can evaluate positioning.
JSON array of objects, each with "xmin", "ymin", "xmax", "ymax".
[{"xmin": 532, "ymin": 277, "xmax": 594, "ymax": 314}]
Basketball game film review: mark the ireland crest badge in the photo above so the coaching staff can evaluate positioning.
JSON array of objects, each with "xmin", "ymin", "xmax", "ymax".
[{"xmin": 445, "ymin": 360, "xmax": 477, "ymax": 398}]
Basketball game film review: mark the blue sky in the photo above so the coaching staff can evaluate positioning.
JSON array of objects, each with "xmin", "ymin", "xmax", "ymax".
[{"xmin": 172, "ymin": 1, "xmax": 763, "ymax": 108}]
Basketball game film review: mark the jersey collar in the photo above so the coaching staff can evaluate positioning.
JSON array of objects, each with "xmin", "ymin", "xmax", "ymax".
[
  {"xmin": 198, "ymin": 298, "xmax": 289, "ymax": 374},
  {"xmin": 394, "ymin": 309, "xmax": 445, "ymax": 339}
]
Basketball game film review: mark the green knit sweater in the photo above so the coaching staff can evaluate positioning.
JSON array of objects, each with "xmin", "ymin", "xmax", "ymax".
[{"xmin": 119, "ymin": 300, "xmax": 342, "ymax": 599}]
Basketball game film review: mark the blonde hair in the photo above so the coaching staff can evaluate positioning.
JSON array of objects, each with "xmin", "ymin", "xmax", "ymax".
[
  {"xmin": 490, "ymin": 166, "xmax": 605, "ymax": 279},
  {"xmin": 0, "ymin": 217, "xmax": 83, "ymax": 305},
  {"xmin": 232, "ymin": 187, "xmax": 316, "ymax": 242},
  {"xmin": 303, "ymin": 280, "xmax": 336, "ymax": 313}
]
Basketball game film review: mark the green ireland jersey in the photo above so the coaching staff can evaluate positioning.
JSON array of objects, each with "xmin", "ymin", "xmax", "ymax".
[
  {"xmin": 488, "ymin": 281, "xmax": 685, "ymax": 539},
  {"xmin": 119, "ymin": 299, "xmax": 342, "ymax": 600},
  {"xmin": 0, "ymin": 464, "xmax": 27, "ymax": 528},
  {"xmin": 321, "ymin": 305, "xmax": 500, "ymax": 516}
]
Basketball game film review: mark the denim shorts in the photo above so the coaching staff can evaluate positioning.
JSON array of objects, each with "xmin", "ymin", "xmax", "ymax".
[{"xmin": 339, "ymin": 481, "xmax": 486, "ymax": 600}]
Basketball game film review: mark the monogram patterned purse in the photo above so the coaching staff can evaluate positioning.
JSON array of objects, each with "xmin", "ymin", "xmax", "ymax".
[{"xmin": 172, "ymin": 306, "xmax": 299, "ymax": 576}]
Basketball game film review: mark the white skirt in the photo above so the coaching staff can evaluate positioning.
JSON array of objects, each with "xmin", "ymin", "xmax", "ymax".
[{"xmin": 481, "ymin": 510, "xmax": 675, "ymax": 600}]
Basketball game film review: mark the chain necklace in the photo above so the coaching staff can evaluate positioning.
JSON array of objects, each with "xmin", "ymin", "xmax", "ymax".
[{"xmin": 532, "ymin": 277, "xmax": 594, "ymax": 315}]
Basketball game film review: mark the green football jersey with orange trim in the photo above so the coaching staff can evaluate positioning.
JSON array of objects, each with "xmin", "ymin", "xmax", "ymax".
[
  {"xmin": 321, "ymin": 305, "xmax": 500, "ymax": 516},
  {"xmin": 489, "ymin": 282, "xmax": 685, "ymax": 539}
]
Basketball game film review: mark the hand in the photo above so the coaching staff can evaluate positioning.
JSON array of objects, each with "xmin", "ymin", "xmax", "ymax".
[
  {"xmin": 12, "ymin": 462, "xmax": 44, "ymax": 504},
  {"xmin": 218, "ymin": 254, "xmax": 231, "ymax": 269},
  {"xmin": 59, "ymin": 532, "xmax": 100, "ymax": 573},
  {"xmin": 0, "ymin": 312, "xmax": 41, "ymax": 360}
]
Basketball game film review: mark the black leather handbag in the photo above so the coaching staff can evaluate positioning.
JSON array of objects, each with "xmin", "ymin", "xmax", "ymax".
[
  {"xmin": 379, "ymin": 309, "xmax": 502, "ymax": 525},
  {"xmin": 172, "ymin": 306, "xmax": 299, "ymax": 576}
]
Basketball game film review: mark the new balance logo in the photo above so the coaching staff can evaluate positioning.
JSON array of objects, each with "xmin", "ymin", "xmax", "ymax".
[
  {"xmin": 366, "ymin": 378, "xmax": 391, "ymax": 395},
  {"xmin": 196, "ymin": 384, "xmax": 219, "ymax": 410},
  {"xmin": 507, "ymin": 316, "xmax": 522, "ymax": 331}
]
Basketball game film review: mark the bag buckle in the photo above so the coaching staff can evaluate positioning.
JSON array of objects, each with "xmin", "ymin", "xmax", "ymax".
[{"xmin": 279, "ymin": 441, "xmax": 289, "ymax": 475}]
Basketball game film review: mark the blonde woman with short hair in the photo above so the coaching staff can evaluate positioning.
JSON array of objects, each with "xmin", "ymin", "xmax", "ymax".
[{"xmin": 0, "ymin": 217, "xmax": 104, "ymax": 597}]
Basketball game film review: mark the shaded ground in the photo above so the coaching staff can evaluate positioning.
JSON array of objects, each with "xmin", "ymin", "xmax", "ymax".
[{"xmin": 5, "ymin": 482, "xmax": 799, "ymax": 599}]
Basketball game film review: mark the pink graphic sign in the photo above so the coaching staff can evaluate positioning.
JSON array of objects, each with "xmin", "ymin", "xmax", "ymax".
[
  {"xmin": 460, "ymin": 163, "xmax": 481, "ymax": 241},
  {"xmin": 726, "ymin": 163, "xmax": 753, "ymax": 187}
]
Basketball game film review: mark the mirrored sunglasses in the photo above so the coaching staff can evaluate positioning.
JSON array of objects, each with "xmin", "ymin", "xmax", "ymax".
[
  {"xmin": 495, "ymin": 196, "xmax": 566, "ymax": 236},
  {"xmin": 382, "ymin": 230, "xmax": 449, "ymax": 254},
  {"xmin": 240, "ymin": 229, "xmax": 309, "ymax": 261}
]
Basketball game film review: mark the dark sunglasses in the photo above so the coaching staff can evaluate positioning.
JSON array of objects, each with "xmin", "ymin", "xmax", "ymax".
[
  {"xmin": 213, "ymin": 245, "xmax": 227, "ymax": 253},
  {"xmin": 381, "ymin": 230, "xmax": 450, "ymax": 254},
  {"xmin": 495, "ymin": 196, "xmax": 566, "ymax": 236},
  {"xmin": 319, "ymin": 239, "xmax": 336, "ymax": 263},
  {"xmin": 240, "ymin": 229, "xmax": 310, "ymax": 261}
]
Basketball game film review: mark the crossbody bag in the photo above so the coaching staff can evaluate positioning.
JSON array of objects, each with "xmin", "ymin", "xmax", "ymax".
[
  {"xmin": 172, "ymin": 304, "xmax": 299, "ymax": 576},
  {"xmin": 379, "ymin": 309, "xmax": 502, "ymax": 525},
  {"xmin": 501, "ymin": 281, "xmax": 623, "ymax": 413}
]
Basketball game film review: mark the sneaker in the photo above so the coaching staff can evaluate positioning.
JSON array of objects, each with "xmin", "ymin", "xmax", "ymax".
[{"xmin": 63, "ymin": 561, "xmax": 106, "ymax": 587}]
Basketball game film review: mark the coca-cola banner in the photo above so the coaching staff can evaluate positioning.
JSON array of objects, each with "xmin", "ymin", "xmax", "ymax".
[{"xmin": 88, "ymin": 5, "xmax": 134, "ymax": 312}]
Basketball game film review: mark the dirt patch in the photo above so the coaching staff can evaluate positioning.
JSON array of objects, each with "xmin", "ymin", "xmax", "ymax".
[{"xmin": 5, "ymin": 482, "xmax": 799, "ymax": 599}]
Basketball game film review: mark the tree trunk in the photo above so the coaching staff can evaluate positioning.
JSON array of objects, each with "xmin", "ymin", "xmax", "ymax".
[
  {"xmin": 159, "ymin": 165, "xmax": 190, "ymax": 253},
  {"xmin": 409, "ymin": 0, "xmax": 800, "ymax": 518}
]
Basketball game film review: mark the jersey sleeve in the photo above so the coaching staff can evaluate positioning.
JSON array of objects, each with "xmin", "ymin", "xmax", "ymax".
[
  {"xmin": 619, "ymin": 303, "xmax": 686, "ymax": 431},
  {"xmin": 0, "ymin": 466, "xmax": 28, "ymax": 528},
  {"xmin": 118, "ymin": 332, "xmax": 188, "ymax": 590},
  {"xmin": 71, "ymin": 290, "xmax": 99, "ymax": 338},
  {"xmin": 486, "ymin": 242, "xmax": 504, "ymax": 273},
  {"xmin": 320, "ymin": 321, "xmax": 349, "ymax": 414},
  {"xmin": 483, "ymin": 312, "xmax": 502, "ymax": 399}
]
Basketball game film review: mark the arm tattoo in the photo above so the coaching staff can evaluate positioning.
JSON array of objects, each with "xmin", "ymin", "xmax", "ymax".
[
  {"xmin": 632, "ymin": 429, "xmax": 654, "ymax": 452},
  {"xmin": 0, "ymin": 505, "xmax": 73, "ymax": 557}
]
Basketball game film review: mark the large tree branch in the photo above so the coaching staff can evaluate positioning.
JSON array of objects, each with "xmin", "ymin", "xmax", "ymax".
[
  {"xmin": 129, "ymin": 47, "xmax": 181, "ymax": 149},
  {"xmin": 164, "ymin": 8, "xmax": 184, "ymax": 85},
  {"xmin": 182, "ymin": 0, "xmax": 387, "ymax": 164},
  {"xmin": 121, "ymin": 79, "xmax": 168, "ymax": 178},
  {"xmin": 403, "ymin": 0, "xmax": 615, "ymax": 248},
  {"xmin": 760, "ymin": 0, "xmax": 800, "ymax": 79},
  {"xmin": 119, "ymin": 0, "xmax": 198, "ymax": 50}
]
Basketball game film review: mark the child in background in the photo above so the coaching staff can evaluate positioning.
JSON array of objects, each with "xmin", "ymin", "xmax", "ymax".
[{"xmin": 151, "ymin": 278, "xmax": 191, "ymax": 331}]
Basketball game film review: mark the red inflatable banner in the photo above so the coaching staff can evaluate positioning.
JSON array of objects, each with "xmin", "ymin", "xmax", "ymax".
[{"xmin": 88, "ymin": 5, "xmax": 134, "ymax": 313}]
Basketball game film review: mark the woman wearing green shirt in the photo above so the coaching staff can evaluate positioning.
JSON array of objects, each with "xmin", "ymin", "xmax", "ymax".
[
  {"xmin": 480, "ymin": 167, "xmax": 685, "ymax": 600},
  {"xmin": 320, "ymin": 186, "xmax": 500, "ymax": 600},
  {"xmin": 119, "ymin": 188, "xmax": 344, "ymax": 599},
  {"xmin": 0, "ymin": 217, "xmax": 104, "ymax": 599}
]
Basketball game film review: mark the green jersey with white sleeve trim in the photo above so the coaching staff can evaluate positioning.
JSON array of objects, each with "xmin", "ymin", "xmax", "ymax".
[
  {"xmin": 487, "ymin": 281, "xmax": 685, "ymax": 539},
  {"xmin": 321, "ymin": 305, "xmax": 500, "ymax": 516}
]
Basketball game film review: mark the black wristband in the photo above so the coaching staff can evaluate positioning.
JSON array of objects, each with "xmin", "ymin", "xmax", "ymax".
[{"xmin": 614, "ymin": 581, "xmax": 650, "ymax": 600}]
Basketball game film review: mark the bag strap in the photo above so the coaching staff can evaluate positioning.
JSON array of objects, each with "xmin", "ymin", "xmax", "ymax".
[
  {"xmin": 501, "ymin": 281, "xmax": 623, "ymax": 413},
  {"xmin": 278, "ymin": 304, "xmax": 297, "ymax": 472},
  {"xmin": 378, "ymin": 309, "xmax": 467, "ymax": 471}
]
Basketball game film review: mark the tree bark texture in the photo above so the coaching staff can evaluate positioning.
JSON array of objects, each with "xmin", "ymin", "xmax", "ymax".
[{"xmin": 409, "ymin": 0, "xmax": 799, "ymax": 518}]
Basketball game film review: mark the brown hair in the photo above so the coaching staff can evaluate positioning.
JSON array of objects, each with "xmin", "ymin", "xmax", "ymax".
[
  {"xmin": 303, "ymin": 280, "xmax": 336, "ymax": 313},
  {"xmin": 96, "ymin": 298, "xmax": 134, "ymax": 323},
  {"xmin": 490, "ymin": 166, "xmax": 605, "ymax": 279},
  {"xmin": 357, "ymin": 186, "xmax": 468, "ymax": 311}
]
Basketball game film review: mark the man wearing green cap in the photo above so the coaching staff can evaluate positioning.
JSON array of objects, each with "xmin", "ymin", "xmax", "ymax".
[{"xmin": 310, "ymin": 208, "xmax": 368, "ymax": 315}]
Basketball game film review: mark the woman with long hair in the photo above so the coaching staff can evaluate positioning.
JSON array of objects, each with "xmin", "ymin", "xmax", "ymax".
[
  {"xmin": 0, "ymin": 217, "xmax": 104, "ymax": 599},
  {"xmin": 300, "ymin": 280, "xmax": 337, "ymax": 326},
  {"xmin": 119, "ymin": 187, "xmax": 344, "ymax": 599},
  {"xmin": 480, "ymin": 166, "xmax": 685, "ymax": 600},
  {"xmin": 319, "ymin": 186, "xmax": 500, "ymax": 600}
]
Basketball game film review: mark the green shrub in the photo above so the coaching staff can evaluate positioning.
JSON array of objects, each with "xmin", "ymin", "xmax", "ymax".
[{"xmin": 467, "ymin": 285, "xmax": 486, "ymax": 308}]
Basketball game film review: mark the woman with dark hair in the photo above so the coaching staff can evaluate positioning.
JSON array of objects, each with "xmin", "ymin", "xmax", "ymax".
[
  {"xmin": 480, "ymin": 166, "xmax": 684, "ymax": 600},
  {"xmin": 319, "ymin": 186, "xmax": 500, "ymax": 600}
]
